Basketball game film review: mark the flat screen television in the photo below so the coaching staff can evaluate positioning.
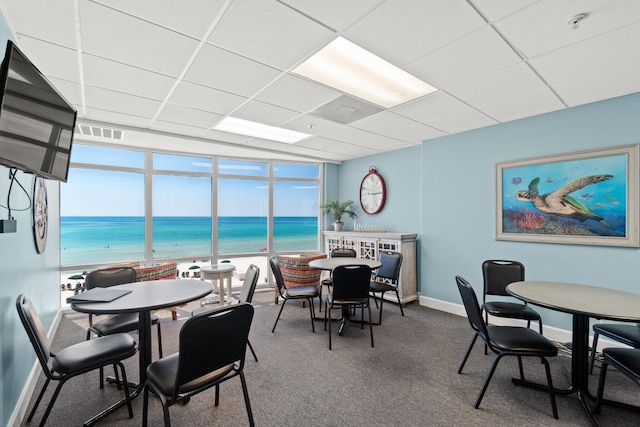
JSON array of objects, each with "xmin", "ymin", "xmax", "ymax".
[{"xmin": 0, "ymin": 40, "xmax": 76, "ymax": 182}]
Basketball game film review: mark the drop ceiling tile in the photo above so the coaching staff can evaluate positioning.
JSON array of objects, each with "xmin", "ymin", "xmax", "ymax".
[
  {"xmin": 477, "ymin": 86, "xmax": 564, "ymax": 122},
  {"xmin": 469, "ymin": 0, "xmax": 540, "ymax": 21},
  {"xmin": 83, "ymin": 55, "xmax": 175, "ymax": 100},
  {"xmin": 231, "ymin": 100, "xmax": 300, "ymax": 126},
  {"xmin": 279, "ymin": 0, "xmax": 386, "ymax": 32},
  {"xmin": 46, "ymin": 78, "xmax": 83, "ymax": 106},
  {"xmin": 530, "ymin": 21, "xmax": 640, "ymax": 84},
  {"xmin": 150, "ymin": 120, "xmax": 209, "ymax": 137},
  {"xmin": 283, "ymin": 115, "xmax": 377, "ymax": 143},
  {"xmin": 3, "ymin": 0, "xmax": 77, "ymax": 48},
  {"xmin": 168, "ymin": 81, "xmax": 248, "ymax": 115},
  {"xmin": 84, "ymin": 86, "xmax": 162, "ymax": 118},
  {"xmin": 345, "ymin": 0, "xmax": 486, "ymax": 65},
  {"xmin": 350, "ymin": 111, "xmax": 424, "ymax": 139},
  {"xmin": 13, "ymin": 37, "xmax": 80, "ymax": 83},
  {"xmin": 425, "ymin": 107, "xmax": 497, "ymax": 134},
  {"xmin": 83, "ymin": 107, "xmax": 154, "ymax": 128},
  {"xmin": 392, "ymin": 91, "xmax": 471, "ymax": 124},
  {"xmin": 493, "ymin": 0, "xmax": 640, "ymax": 58},
  {"xmin": 297, "ymin": 137, "xmax": 380, "ymax": 157},
  {"xmin": 80, "ymin": 1, "xmax": 199, "ymax": 76},
  {"xmin": 553, "ymin": 60, "xmax": 640, "ymax": 107},
  {"xmin": 201, "ymin": 129, "xmax": 254, "ymax": 144},
  {"xmin": 155, "ymin": 103, "xmax": 224, "ymax": 128},
  {"xmin": 405, "ymin": 27, "xmax": 521, "ymax": 90},
  {"xmin": 448, "ymin": 63, "xmax": 548, "ymax": 106},
  {"xmin": 256, "ymin": 74, "xmax": 341, "ymax": 113},
  {"xmin": 185, "ymin": 44, "xmax": 282, "ymax": 97},
  {"xmin": 352, "ymin": 134, "xmax": 413, "ymax": 151},
  {"xmin": 92, "ymin": 0, "xmax": 228, "ymax": 38},
  {"xmin": 208, "ymin": 0, "xmax": 335, "ymax": 70}
]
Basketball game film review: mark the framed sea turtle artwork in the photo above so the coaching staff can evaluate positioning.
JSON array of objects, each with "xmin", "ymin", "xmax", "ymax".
[{"xmin": 495, "ymin": 144, "xmax": 639, "ymax": 247}]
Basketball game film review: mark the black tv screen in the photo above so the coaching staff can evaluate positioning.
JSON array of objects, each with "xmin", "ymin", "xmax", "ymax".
[{"xmin": 0, "ymin": 40, "xmax": 76, "ymax": 182}]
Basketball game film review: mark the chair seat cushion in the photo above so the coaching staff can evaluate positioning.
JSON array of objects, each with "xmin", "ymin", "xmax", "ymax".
[
  {"xmin": 92, "ymin": 313, "xmax": 160, "ymax": 336},
  {"xmin": 284, "ymin": 285, "xmax": 319, "ymax": 299},
  {"xmin": 483, "ymin": 301, "xmax": 541, "ymax": 321},
  {"xmin": 593, "ymin": 323, "xmax": 640, "ymax": 348},
  {"xmin": 488, "ymin": 326, "xmax": 558, "ymax": 356},
  {"xmin": 146, "ymin": 353, "xmax": 234, "ymax": 396},
  {"xmin": 370, "ymin": 280, "xmax": 395, "ymax": 293},
  {"xmin": 602, "ymin": 348, "xmax": 640, "ymax": 381},
  {"xmin": 326, "ymin": 292, "xmax": 368, "ymax": 306},
  {"xmin": 52, "ymin": 333, "xmax": 137, "ymax": 374}
]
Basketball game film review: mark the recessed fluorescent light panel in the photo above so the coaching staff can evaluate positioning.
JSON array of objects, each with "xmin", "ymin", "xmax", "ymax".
[
  {"xmin": 214, "ymin": 117, "xmax": 311, "ymax": 144},
  {"xmin": 294, "ymin": 37, "xmax": 437, "ymax": 108}
]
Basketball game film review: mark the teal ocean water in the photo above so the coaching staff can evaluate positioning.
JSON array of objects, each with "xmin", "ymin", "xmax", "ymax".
[{"xmin": 61, "ymin": 216, "xmax": 319, "ymax": 265}]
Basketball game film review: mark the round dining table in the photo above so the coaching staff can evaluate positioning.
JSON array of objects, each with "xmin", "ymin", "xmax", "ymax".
[{"xmin": 71, "ymin": 279, "xmax": 212, "ymax": 426}]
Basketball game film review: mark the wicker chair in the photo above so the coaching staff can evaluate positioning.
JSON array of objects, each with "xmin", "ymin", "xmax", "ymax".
[
  {"xmin": 134, "ymin": 263, "xmax": 179, "ymax": 320},
  {"xmin": 274, "ymin": 253, "xmax": 327, "ymax": 305}
]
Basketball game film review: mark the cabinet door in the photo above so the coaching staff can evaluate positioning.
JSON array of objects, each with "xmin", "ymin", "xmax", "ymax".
[{"xmin": 358, "ymin": 238, "xmax": 378, "ymax": 260}]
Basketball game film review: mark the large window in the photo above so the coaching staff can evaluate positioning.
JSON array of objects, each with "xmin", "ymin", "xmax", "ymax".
[{"xmin": 60, "ymin": 144, "xmax": 322, "ymax": 269}]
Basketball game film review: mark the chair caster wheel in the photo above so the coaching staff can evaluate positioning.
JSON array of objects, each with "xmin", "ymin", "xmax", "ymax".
[{"xmin": 179, "ymin": 396, "xmax": 190, "ymax": 405}]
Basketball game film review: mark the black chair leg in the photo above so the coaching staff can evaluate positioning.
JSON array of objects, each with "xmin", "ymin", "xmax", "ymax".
[
  {"xmin": 541, "ymin": 357, "xmax": 558, "ymax": 419},
  {"xmin": 378, "ymin": 292, "xmax": 386, "ymax": 325},
  {"xmin": 475, "ymin": 354, "xmax": 503, "ymax": 409},
  {"xmin": 156, "ymin": 323, "xmax": 163, "ymax": 358},
  {"xmin": 328, "ymin": 304, "xmax": 333, "ymax": 350},
  {"xmin": 271, "ymin": 300, "xmax": 287, "ymax": 333},
  {"xmin": 307, "ymin": 298, "xmax": 316, "ymax": 332},
  {"xmin": 395, "ymin": 289, "xmax": 405, "ymax": 316},
  {"xmin": 368, "ymin": 304, "xmax": 374, "ymax": 348},
  {"xmin": 589, "ymin": 331, "xmax": 600, "ymax": 374},
  {"xmin": 27, "ymin": 377, "xmax": 50, "ymax": 422},
  {"xmin": 595, "ymin": 360, "xmax": 609, "ymax": 414},
  {"xmin": 39, "ymin": 381, "xmax": 65, "ymax": 427},
  {"xmin": 458, "ymin": 333, "xmax": 479, "ymax": 374},
  {"xmin": 247, "ymin": 339, "xmax": 258, "ymax": 362}
]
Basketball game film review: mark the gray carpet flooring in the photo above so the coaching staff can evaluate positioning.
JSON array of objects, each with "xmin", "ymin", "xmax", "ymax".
[{"xmin": 20, "ymin": 290, "xmax": 640, "ymax": 426}]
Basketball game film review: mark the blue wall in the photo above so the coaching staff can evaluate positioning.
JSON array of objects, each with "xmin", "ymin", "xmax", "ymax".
[
  {"xmin": 0, "ymin": 18, "xmax": 62, "ymax": 426},
  {"xmin": 340, "ymin": 92, "xmax": 640, "ymax": 331}
]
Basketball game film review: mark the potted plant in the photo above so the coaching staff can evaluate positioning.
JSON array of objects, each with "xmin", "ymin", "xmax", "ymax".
[{"xmin": 320, "ymin": 199, "xmax": 358, "ymax": 231}]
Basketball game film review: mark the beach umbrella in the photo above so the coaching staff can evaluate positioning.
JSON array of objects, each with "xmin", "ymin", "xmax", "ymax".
[
  {"xmin": 67, "ymin": 274, "xmax": 84, "ymax": 280},
  {"xmin": 189, "ymin": 265, "xmax": 200, "ymax": 270}
]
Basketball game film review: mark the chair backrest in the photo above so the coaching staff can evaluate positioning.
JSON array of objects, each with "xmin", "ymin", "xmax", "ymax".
[
  {"xmin": 375, "ymin": 251, "xmax": 403, "ymax": 282},
  {"xmin": 331, "ymin": 248, "xmax": 356, "ymax": 258},
  {"xmin": 175, "ymin": 303, "xmax": 254, "ymax": 396},
  {"xmin": 456, "ymin": 276, "xmax": 490, "ymax": 343},
  {"xmin": 238, "ymin": 264, "xmax": 260, "ymax": 304},
  {"xmin": 482, "ymin": 260, "xmax": 525, "ymax": 300},
  {"xmin": 85, "ymin": 267, "xmax": 137, "ymax": 290},
  {"xmin": 332, "ymin": 265, "xmax": 372, "ymax": 301},
  {"xmin": 270, "ymin": 256, "xmax": 286, "ymax": 293},
  {"xmin": 15, "ymin": 294, "xmax": 53, "ymax": 378}
]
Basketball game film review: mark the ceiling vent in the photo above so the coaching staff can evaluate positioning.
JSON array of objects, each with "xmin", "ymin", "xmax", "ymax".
[
  {"xmin": 310, "ymin": 95, "xmax": 382, "ymax": 124},
  {"xmin": 76, "ymin": 124, "xmax": 124, "ymax": 140}
]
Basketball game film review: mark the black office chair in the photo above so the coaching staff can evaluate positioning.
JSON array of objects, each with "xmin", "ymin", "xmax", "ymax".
[
  {"xmin": 142, "ymin": 303, "xmax": 255, "ymax": 427},
  {"xmin": 482, "ymin": 260, "xmax": 542, "ymax": 332},
  {"xmin": 85, "ymin": 267, "xmax": 163, "ymax": 387},
  {"xmin": 595, "ymin": 347, "xmax": 640, "ymax": 415},
  {"xmin": 319, "ymin": 248, "xmax": 357, "ymax": 312},
  {"xmin": 192, "ymin": 264, "xmax": 260, "ymax": 362},
  {"xmin": 16, "ymin": 294, "xmax": 138, "ymax": 427},
  {"xmin": 270, "ymin": 256, "xmax": 319, "ymax": 333},
  {"xmin": 589, "ymin": 323, "xmax": 640, "ymax": 374},
  {"xmin": 325, "ymin": 264, "xmax": 374, "ymax": 350},
  {"xmin": 455, "ymin": 276, "xmax": 558, "ymax": 419},
  {"xmin": 369, "ymin": 251, "xmax": 404, "ymax": 325}
]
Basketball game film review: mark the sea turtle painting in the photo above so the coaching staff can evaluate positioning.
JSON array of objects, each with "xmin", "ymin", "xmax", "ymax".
[{"xmin": 515, "ymin": 174, "xmax": 613, "ymax": 223}]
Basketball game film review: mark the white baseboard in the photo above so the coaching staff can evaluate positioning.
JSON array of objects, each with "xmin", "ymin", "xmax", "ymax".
[{"xmin": 8, "ymin": 308, "xmax": 63, "ymax": 427}]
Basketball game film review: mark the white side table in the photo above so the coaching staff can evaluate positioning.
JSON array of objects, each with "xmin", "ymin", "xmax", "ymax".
[{"xmin": 200, "ymin": 264, "xmax": 235, "ymax": 305}]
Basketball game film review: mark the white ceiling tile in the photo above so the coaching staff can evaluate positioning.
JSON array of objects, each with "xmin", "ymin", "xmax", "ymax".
[
  {"xmin": 279, "ymin": 0, "xmax": 386, "ymax": 32},
  {"xmin": 405, "ymin": 27, "xmax": 521, "ymax": 89},
  {"xmin": 155, "ymin": 103, "xmax": 224, "ymax": 128},
  {"xmin": 201, "ymin": 129, "xmax": 253, "ymax": 144},
  {"xmin": 352, "ymin": 134, "xmax": 413, "ymax": 151},
  {"xmin": 209, "ymin": 0, "xmax": 335, "ymax": 70},
  {"xmin": 150, "ymin": 120, "xmax": 209, "ymax": 137},
  {"xmin": 256, "ymin": 74, "xmax": 342, "ymax": 113},
  {"xmin": 297, "ymin": 137, "xmax": 381, "ymax": 157},
  {"xmin": 46, "ymin": 78, "xmax": 83, "ymax": 106},
  {"xmin": 168, "ymin": 81, "xmax": 248, "ymax": 115},
  {"xmin": 231, "ymin": 100, "xmax": 300, "ymax": 126},
  {"xmin": 425, "ymin": 107, "xmax": 497, "ymax": 134},
  {"xmin": 350, "ymin": 111, "xmax": 421, "ymax": 137},
  {"xmin": 448, "ymin": 63, "xmax": 548, "ymax": 106},
  {"xmin": 477, "ymin": 86, "xmax": 564, "ymax": 122},
  {"xmin": 84, "ymin": 86, "xmax": 162, "ymax": 118},
  {"xmin": 80, "ymin": 1, "xmax": 200, "ymax": 76},
  {"xmin": 3, "ymin": 0, "xmax": 77, "ymax": 48},
  {"xmin": 13, "ymin": 37, "xmax": 81, "ymax": 83},
  {"xmin": 494, "ymin": 0, "xmax": 640, "ymax": 58},
  {"xmin": 83, "ymin": 55, "xmax": 176, "ymax": 100},
  {"xmin": 92, "ymin": 0, "xmax": 229, "ymax": 38},
  {"xmin": 82, "ymin": 108, "xmax": 154, "ymax": 128},
  {"xmin": 185, "ymin": 44, "xmax": 282, "ymax": 97},
  {"xmin": 283, "ymin": 115, "xmax": 377, "ymax": 143},
  {"xmin": 553, "ymin": 60, "xmax": 640, "ymax": 107},
  {"xmin": 345, "ymin": 0, "xmax": 486, "ymax": 65},
  {"xmin": 469, "ymin": 0, "xmax": 540, "ymax": 21},
  {"xmin": 392, "ymin": 91, "xmax": 476, "ymax": 123},
  {"xmin": 530, "ymin": 21, "xmax": 640, "ymax": 84}
]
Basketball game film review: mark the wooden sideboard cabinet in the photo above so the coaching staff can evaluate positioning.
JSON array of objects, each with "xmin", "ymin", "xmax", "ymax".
[{"xmin": 322, "ymin": 231, "xmax": 417, "ymax": 304}]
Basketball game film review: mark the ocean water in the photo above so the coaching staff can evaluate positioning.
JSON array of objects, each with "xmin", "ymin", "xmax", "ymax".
[{"xmin": 61, "ymin": 216, "xmax": 319, "ymax": 265}]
